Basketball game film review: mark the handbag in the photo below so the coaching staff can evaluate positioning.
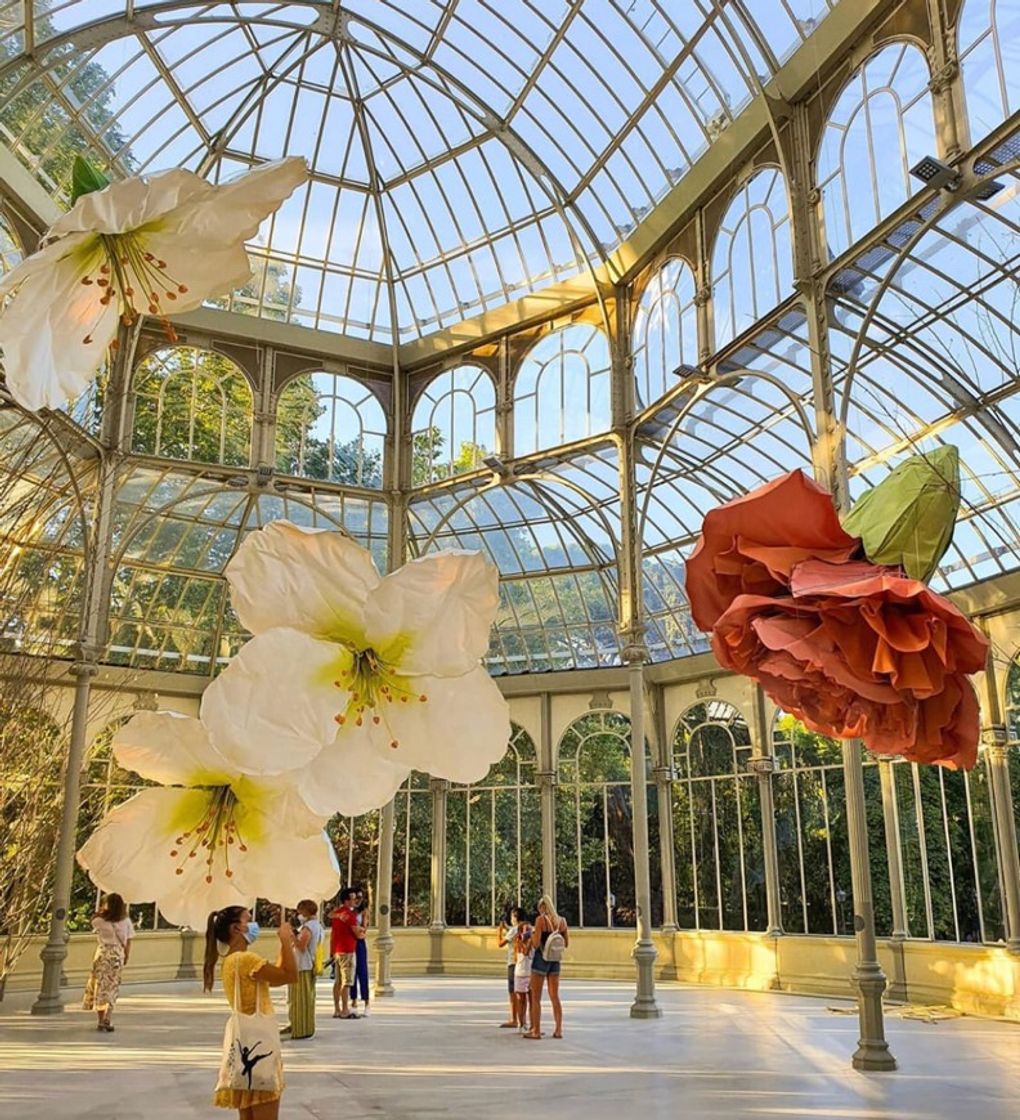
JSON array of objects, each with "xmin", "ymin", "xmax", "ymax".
[
  {"xmin": 215, "ymin": 956, "xmax": 282, "ymax": 1095},
  {"xmin": 544, "ymin": 918, "xmax": 566, "ymax": 963}
]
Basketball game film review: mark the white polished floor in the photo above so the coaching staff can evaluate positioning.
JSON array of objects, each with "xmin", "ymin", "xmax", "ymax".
[{"xmin": 0, "ymin": 976, "xmax": 1017, "ymax": 1119}]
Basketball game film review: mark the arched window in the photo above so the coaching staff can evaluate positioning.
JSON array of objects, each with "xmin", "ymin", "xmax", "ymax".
[
  {"xmin": 131, "ymin": 347, "xmax": 253, "ymax": 467},
  {"xmin": 391, "ymin": 771, "xmax": 432, "ymax": 927},
  {"xmin": 671, "ymin": 702, "xmax": 764, "ymax": 931},
  {"xmin": 711, "ymin": 169, "xmax": 793, "ymax": 347},
  {"xmin": 410, "ymin": 364, "xmax": 496, "ymax": 486},
  {"xmin": 958, "ymin": 0, "xmax": 1020, "ymax": 145},
  {"xmin": 631, "ymin": 257, "xmax": 699, "ymax": 408},
  {"xmin": 276, "ymin": 371, "xmax": 385, "ymax": 488},
  {"xmin": 555, "ymin": 710, "xmax": 654, "ymax": 928},
  {"xmin": 816, "ymin": 43, "xmax": 935, "ymax": 259},
  {"xmin": 0, "ymin": 212, "xmax": 23, "ymax": 275},
  {"xmin": 514, "ymin": 323, "xmax": 612, "ymax": 455},
  {"xmin": 446, "ymin": 724, "xmax": 541, "ymax": 926}
]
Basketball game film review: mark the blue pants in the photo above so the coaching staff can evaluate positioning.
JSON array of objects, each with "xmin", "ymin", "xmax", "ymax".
[{"xmin": 350, "ymin": 939, "xmax": 369, "ymax": 1003}]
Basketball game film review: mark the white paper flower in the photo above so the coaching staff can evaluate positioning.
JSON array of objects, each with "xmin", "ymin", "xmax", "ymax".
[
  {"xmin": 76, "ymin": 710, "xmax": 340, "ymax": 929},
  {"xmin": 200, "ymin": 521, "xmax": 510, "ymax": 816},
  {"xmin": 0, "ymin": 157, "xmax": 307, "ymax": 411}
]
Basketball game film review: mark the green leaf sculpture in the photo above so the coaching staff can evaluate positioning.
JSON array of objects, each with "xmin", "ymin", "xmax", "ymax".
[
  {"xmin": 842, "ymin": 445, "xmax": 961, "ymax": 583},
  {"xmin": 70, "ymin": 155, "xmax": 110, "ymax": 204}
]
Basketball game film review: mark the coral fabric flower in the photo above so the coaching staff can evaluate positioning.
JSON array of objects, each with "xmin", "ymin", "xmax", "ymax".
[
  {"xmin": 76, "ymin": 711, "xmax": 340, "ymax": 929},
  {"xmin": 711, "ymin": 560, "xmax": 988, "ymax": 768},
  {"xmin": 685, "ymin": 470, "xmax": 860, "ymax": 632},
  {"xmin": 200, "ymin": 521, "xmax": 510, "ymax": 816},
  {"xmin": 0, "ymin": 158, "xmax": 307, "ymax": 411}
]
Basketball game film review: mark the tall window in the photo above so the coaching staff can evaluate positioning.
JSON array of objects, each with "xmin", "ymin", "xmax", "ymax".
[
  {"xmin": 631, "ymin": 257, "xmax": 699, "ymax": 408},
  {"xmin": 131, "ymin": 347, "xmax": 253, "ymax": 466},
  {"xmin": 0, "ymin": 212, "xmax": 23, "ymax": 275},
  {"xmin": 555, "ymin": 710, "xmax": 654, "ymax": 928},
  {"xmin": 514, "ymin": 323, "xmax": 612, "ymax": 455},
  {"xmin": 958, "ymin": 0, "xmax": 1020, "ymax": 144},
  {"xmin": 771, "ymin": 715, "xmax": 893, "ymax": 936},
  {"xmin": 410, "ymin": 364, "xmax": 496, "ymax": 485},
  {"xmin": 711, "ymin": 169, "xmax": 793, "ymax": 348},
  {"xmin": 276, "ymin": 371, "xmax": 385, "ymax": 488},
  {"xmin": 816, "ymin": 43, "xmax": 935, "ymax": 259},
  {"xmin": 446, "ymin": 724, "xmax": 541, "ymax": 926},
  {"xmin": 672, "ymin": 702, "xmax": 765, "ymax": 931},
  {"xmin": 391, "ymin": 772, "xmax": 432, "ymax": 927}
]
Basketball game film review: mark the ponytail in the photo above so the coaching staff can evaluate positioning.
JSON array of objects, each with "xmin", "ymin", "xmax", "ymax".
[{"xmin": 203, "ymin": 905, "xmax": 246, "ymax": 991}]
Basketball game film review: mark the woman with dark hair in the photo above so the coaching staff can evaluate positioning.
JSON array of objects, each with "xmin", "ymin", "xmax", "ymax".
[
  {"xmin": 204, "ymin": 905, "xmax": 297, "ymax": 1119},
  {"xmin": 83, "ymin": 892, "xmax": 133, "ymax": 1032}
]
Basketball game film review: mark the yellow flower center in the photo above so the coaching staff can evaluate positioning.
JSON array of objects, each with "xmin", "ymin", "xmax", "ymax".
[
  {"xmin": 77, "ymin": 232, "xmax": 188, "ymax": 347},
  {"xmin": 168, "ymin": 787, "xmax": 247, "ymax": 884},
  {"xmin": 332, "ymin": 647, "xmax": 428, "ymax": 750}
]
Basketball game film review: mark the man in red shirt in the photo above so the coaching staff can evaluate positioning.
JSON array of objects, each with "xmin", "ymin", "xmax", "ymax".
[{"xmin": 330, "ymin": 887, "xmax": 365, "ymax": 1019}]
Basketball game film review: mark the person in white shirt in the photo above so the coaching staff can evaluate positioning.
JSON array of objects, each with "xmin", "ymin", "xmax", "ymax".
[
  {"xmin": 286, "ymin": 899, "xmax": 322, "ymax": 1040},
  {"xmin": 83, "ymin": 893, "xmax": 133, "ymax": 1032}
]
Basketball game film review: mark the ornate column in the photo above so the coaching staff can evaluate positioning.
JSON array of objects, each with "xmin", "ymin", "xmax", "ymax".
[
  {"xmin": 650, "ymin": 677, "xmax": 677, "ymax": 932},
  {"xmin": 626, "ymin": 641, "xmax": 661, "ymax": 1018},
  {"xmin": 32, "ymin": 656, "xmax": 98, "ymax": 1014},
  {"xmin": 983, "ymin": 725, "xmax": 1020, "ymax": 953},
  {"xmin": 373, "ymin": 799, "xmax": 396, "ymax": 996},
  {"xmin": 429, "ymin": 778, "xmax": 449, "ymax": 931},
  {"xmin": 878, "ymin": 759, "xmax": 909, "ymax": 941},
  {"xmin": 749, "ymin": 687, "xmax": 783, "ymax": 939},
  {"xmin": 538, "ymin": 691, "xmax": 557, "ymax": 902},
  {"xmin": 925, "ymin": 0, "xmax": 966, "ymax": 158}
]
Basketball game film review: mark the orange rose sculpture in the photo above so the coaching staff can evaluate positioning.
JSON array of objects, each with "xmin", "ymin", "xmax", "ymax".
[{"xmin": 686, "ymin": 468, "xmax": 987, "ymax": 769}]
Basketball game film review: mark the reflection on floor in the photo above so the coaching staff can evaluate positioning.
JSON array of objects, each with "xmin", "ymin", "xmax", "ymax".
[{"xmin": 0, "ymin": 976, "xmax": 1017, "ymax": 1118}]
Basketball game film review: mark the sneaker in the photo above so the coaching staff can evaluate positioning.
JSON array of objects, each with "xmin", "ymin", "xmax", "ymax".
[{"xmin": 361, "ymin": 1006, "xmax": 369, "ymax": 1017}]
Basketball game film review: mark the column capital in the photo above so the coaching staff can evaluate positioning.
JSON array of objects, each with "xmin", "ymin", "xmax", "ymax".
[
  {"xmin": 981, "ymin": 725, "xmax": 1009, "ymax": 754},
  {"xmin": 651, "ymin": 764, "xmax": 675, "ymax": 783},
  {"xmin": 429, "ymin": 777, "xmax": 451, "ymax": 794},
  {"xmin": 746, "ymin": 756, "xmax": 777, "ymax": 776},
  {"xmin": 536, "ymin": 769, "xmax": 558, "ymax": 790}
]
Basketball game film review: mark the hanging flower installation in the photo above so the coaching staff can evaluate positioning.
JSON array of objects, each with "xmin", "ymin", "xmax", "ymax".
[
  {"xmin": 686, "ymin": 453, "xmax": 988, "ymax": 769},
  {"xmin": 0, "ymin": 156, "xmax": 307, "ymax": 411},
  {"xmin": 200, "ymin": 521, "xmax": 511, "ymax": 816},
  {"xmin": 77, "ymin": 710, "xmax": 340, "ymax": 930}
]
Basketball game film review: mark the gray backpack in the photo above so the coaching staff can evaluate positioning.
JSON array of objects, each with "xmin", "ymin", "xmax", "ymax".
[{"xmin": 544, "ymin": 917, "xmax": 566, "ymax": 962}]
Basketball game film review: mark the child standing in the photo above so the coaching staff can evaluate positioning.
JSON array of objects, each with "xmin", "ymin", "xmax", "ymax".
[
  {"xmin": 497, "ymin": 906, "xmax": 522, "ymax": 1028},
  {"xmin": 512, "ymin": 919, "xmax": 533, "ymax": 1034}
]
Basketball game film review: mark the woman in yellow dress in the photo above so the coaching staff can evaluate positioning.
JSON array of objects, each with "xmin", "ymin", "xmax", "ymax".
[{"xmin": 203, "ymin": 906, "xmax": 297, "ymax": 1119}]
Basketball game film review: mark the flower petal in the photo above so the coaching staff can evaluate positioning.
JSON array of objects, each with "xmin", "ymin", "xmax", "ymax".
[
  {"xmin": 0, "ymin": 232, "xmax": 116, "ymax": 411},
  {"xmin": 77, "ymin": 787, "xmax": 249, "ymax": 929},
  {"xmin": 364, "ymin": 551, "xmax": 499, "ymax": 677},
  {"xmin": 112, "ymin": 711, "xmax": 234, "ymax": 786},
  {"xmin": 225, "ymin": 521, "xmax": 379, "ymax": 640},
  {"xmin": 46, "ymin": 170, "xmax": 210, "ymax": 238},
  {"xmin": 378, "ymin": 666, "xmax": 510, "ymax": 783},
  {"xmin": 201, "ymin": 627, "xmax": 349, "ymax": 773},
  {"xmin": 232, "ymin": 826, "xmax": 340, "ymax": 906},
  {"xmin": 297, "ymin": 727, "xmax": 409, "ymax": 817}
]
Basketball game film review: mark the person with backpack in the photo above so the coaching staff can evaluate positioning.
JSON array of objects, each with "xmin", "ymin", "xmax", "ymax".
[{"xmin": 523, "ymin": 894, "xmax": 568, "ymax": 1040}]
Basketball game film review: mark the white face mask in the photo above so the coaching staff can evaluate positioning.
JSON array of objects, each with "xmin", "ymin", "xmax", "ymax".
[{"xmin": 243, "ymin": 920, "xmax": 260, "ymax": 944}]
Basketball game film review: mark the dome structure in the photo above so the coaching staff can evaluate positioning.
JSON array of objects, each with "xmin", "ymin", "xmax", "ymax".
[{"xmin": 2, "ymin": 0, "xmax": 1020, "ymax": 1061}]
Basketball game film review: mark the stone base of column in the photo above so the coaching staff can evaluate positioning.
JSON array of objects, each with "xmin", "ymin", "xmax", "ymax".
[
  {"xmin": 630, "ymin": 940, "xmax": 662, "ymax": 1019},
  {"xmin": 425, "ymin": 927, "xmax": 445, "ymax": 975},
  {"xmin": 852, "ymin": 965, "xmax": 897, "ymax": 1071},
  {"xmin": 31, "ymin": 946, "xmax": 67, "ymax": 1015},
  {"xmin": 374, "ymin": 933, "xmax": 395, "ymax": 997},
  {"xmin": 660, "ymin": 923, "xmax": 678, "ymax": 934},
  {"xmin": 175, "ymin": 931, "xmax": 200, "ymax": 981},
  {"xmin": 884, "ymin": 937, "xmax": 908, "ymax": 1003}
]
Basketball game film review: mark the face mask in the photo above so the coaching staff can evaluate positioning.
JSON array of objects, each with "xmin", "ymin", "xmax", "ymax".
[{"xmin": 243, "ymin": 920, "xmax": 260, "ymax": 944}]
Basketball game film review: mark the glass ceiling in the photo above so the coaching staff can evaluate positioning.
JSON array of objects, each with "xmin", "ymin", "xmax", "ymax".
[{"xmin": 0, "ymin": 0, "xmax": 836, "ymax": 342}]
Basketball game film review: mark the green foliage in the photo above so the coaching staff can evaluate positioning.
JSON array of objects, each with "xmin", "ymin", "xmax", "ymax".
[{"xmin": 70, "ymin": 156, "xmax": 110, "ymax": 203}]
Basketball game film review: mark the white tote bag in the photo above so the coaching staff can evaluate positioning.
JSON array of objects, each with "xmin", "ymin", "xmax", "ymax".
[{"xmin": 215, "ymin": 959, "xmax": 282, "ymax": 1095}]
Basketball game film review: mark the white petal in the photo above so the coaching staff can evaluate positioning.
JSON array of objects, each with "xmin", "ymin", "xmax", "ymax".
[
  {"xmin": 364, "ymin": 551, "xmax": 499, "ymax": 677},
  {"xmin": 296, "ymin": 726, "xmax": 409, "ymax": 816},
  {"xmin": 379, "ymin": 667, "xmax": 510, "ymax": 783},
  {"xmin": 232, "ymin": 773, "xmax": 330, "ymax": 837},
  {"xmin": 225, "ymin": 521, "xmax": 379, "ymax": 640},
  {"xmin": 46, "ymin": 170, "xmax": 210, "ymax": 238},
  {"xmin": 112, "ymin": 711, "xmax": 233, "ymax": 786},
  {"xmin": 201, "ymin": 627, "xmax": 349, "ymax": 774},
  {"xmin": 168, "ymin": 158, "xmax": 308, "ymax": 246},
  {"xmin": 232, "ymin": 828, "xmax": 340, "ymax": 907},
  {"xmin": 0, "ymin": 233, "xmax": 116, "ymax": 411},
  {"xmin": 77, "ymin": 787, "xmax": 249, "ymax": 929},
  {"xmin": 128, "ymin": 235, "xmax": 254, "ymax": 316}
]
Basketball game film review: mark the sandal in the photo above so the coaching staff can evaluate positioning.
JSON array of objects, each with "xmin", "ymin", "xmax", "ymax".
[
  {"xmin": 521, "ymin": 1031, "xmax": 542, "ymax": 1039},
  {"xmin": 499, "ymin": 1022, "xmax": 517, "ymax": 1028}
]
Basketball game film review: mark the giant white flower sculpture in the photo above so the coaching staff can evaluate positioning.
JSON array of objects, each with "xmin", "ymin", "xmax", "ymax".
[
  {"xmin": 200, "ymin": 521, "xmax": 511, "ymax": 816},
  {"xmin": 77, "ymin": 710, "xmax": 340, "ymax": 929},
  {"xmin": 0, "ymin": 156, "xmax": 307, "ymax": 411}
]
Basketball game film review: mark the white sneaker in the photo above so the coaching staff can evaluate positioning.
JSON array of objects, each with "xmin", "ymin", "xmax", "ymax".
[{"xmin": 361, "ymin": 1006, "xmax": 370, "ymax": 1017}]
